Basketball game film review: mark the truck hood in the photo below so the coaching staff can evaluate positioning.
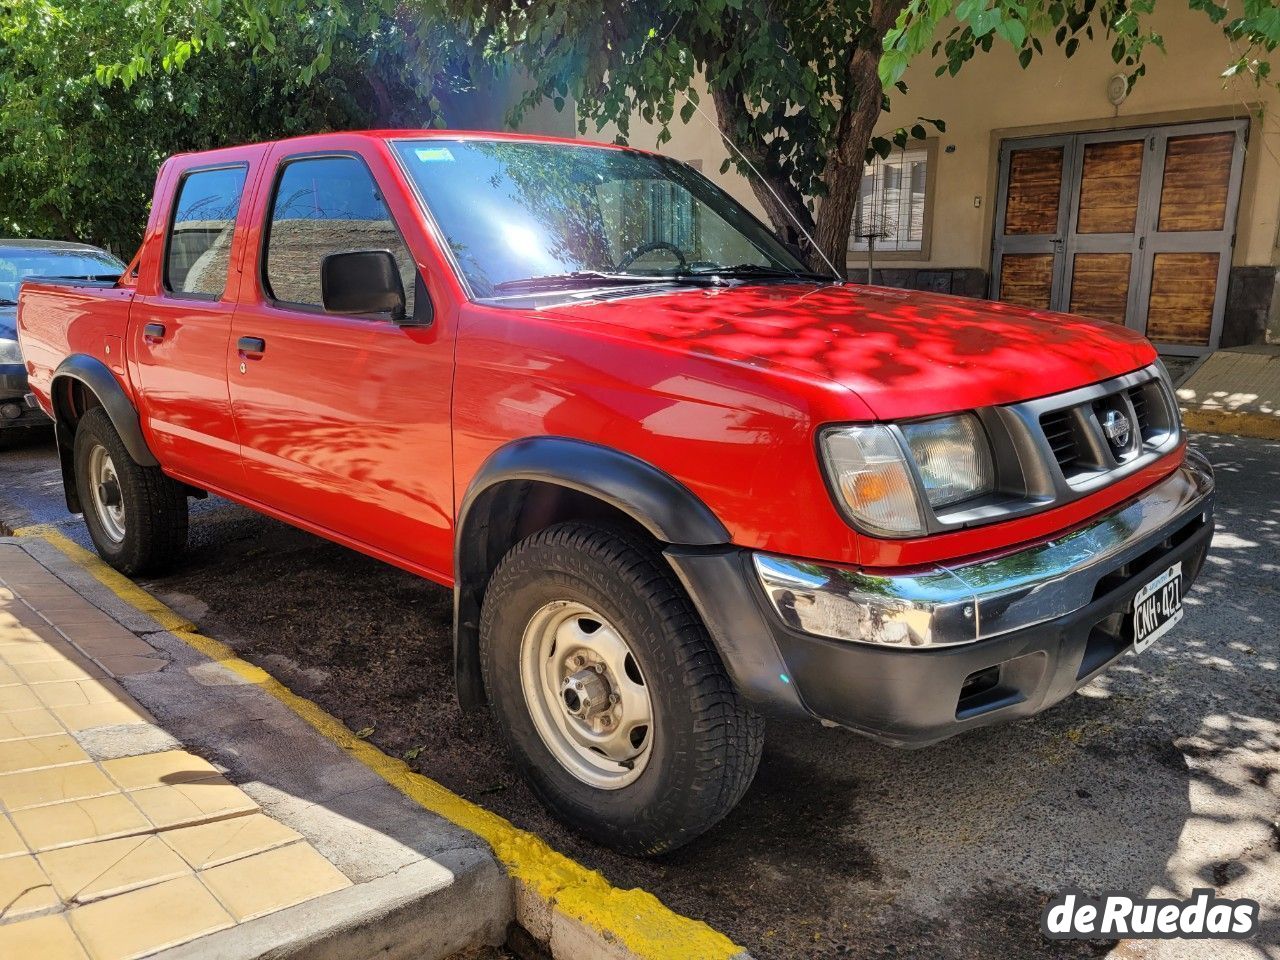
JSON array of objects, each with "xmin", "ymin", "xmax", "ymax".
[
  {"xmin": 0, "ymin": 304, "xmax": 15, "ymax": 341},
  {"xmin": 539, "ymin": 283, "xmax": 1157, "ymax": 419}
]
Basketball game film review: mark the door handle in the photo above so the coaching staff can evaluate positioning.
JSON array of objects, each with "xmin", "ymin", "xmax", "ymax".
[
  {"xmin": 142, "ymin": 322, "xmax": 166, "ymax": 342},
  {"xmin": 237, "ymin": 336, "xmax": 266, "ymax": 357}
]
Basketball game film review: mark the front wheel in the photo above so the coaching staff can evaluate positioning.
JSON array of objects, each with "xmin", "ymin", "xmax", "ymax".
[
  {"xmin": 73, "ymin": 407, "xmax": 188, "ymax": 575},
  {"xmin": 480, "ymin": 522, "xmax": 764, "ymax": 855}
]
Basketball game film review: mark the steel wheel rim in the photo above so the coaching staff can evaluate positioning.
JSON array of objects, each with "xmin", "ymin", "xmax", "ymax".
[
  {"xmin": 519, "ymin": 600, "xmax": 654, "ymax": 789},
  {"xmin": 88, "ymin": 445, "xmax": 126, "ymax": 545}
]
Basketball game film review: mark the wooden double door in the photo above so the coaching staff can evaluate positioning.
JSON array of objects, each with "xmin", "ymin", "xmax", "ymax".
[{"xmin": 992, "ymin": 119, "xmax": 1247, "ymax": 354}]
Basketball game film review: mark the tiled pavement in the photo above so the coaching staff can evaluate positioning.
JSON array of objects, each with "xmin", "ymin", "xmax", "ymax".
[{"xmin": 0, "ymin": 543, "xmax": 356, "ymax": 959}]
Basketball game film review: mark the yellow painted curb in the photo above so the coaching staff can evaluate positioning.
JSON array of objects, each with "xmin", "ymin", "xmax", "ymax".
[
  {"xmin": 14, "ymin": 523, "xmax": 745, "ymax": 960},
  {"xmin": 1181, "ymin": 407, "xmax": 1280, "ymax": 441}
]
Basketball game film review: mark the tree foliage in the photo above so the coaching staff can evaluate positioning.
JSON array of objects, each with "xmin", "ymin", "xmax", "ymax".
[
  {"xmin": 479, "ymin": 0, "xmax": 1278, "ymax": 268},
  {"xmin": 2, "ymin": 0, "xmax": 1277, "ymax": 265},
  {"xmin": 887, "ymin": 0, "xmax": 1280, "ymax": 91},
  {"xmin": 0, "ymin": 0, "xmax": 461, "ymax": 252}
]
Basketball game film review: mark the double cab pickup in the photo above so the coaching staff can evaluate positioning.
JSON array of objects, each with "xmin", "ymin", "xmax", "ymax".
[{"xmin": 17, "ymin": 131, "xmax": 1215, "ymax": 854}]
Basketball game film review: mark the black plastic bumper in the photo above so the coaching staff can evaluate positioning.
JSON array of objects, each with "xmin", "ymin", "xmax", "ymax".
[
  {"xmin": 667, "ymin": 484, "xmax": 1214, "ymax": 749},
  {"xmin": 1, "ymin": 365, "xmax": 47, "ymax": 431}
]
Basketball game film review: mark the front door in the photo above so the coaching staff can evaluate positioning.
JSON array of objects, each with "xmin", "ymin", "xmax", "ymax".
[
  {"xmin": 992, "ymin": 119, "xmax": 1247, "ymax": 355},
  {"xmin": 228, "ymin": 145, "xmax": 456, "ymax": 579}
]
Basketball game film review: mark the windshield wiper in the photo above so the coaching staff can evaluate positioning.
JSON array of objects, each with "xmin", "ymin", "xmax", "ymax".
[
  {"xmin": 684, "ymin": 263, "xmax": 839, "ymax": 283},
  {"xmin": 0, "ymin": 298, "xmax": 17, "ymax": 306},
  {"xmin": 491, "ymin": 271, "xmax": 698, "ymax": 294}
]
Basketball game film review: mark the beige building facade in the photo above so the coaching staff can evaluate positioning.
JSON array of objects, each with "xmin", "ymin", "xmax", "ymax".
[{"xmin": 596, "ymin": 5, "xmax": 1280, "ymax": 353}]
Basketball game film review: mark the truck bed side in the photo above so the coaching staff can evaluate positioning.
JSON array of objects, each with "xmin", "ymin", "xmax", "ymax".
[{"xmin": 18, "ymin": 278, "xmax": 137, "ymax": 416}]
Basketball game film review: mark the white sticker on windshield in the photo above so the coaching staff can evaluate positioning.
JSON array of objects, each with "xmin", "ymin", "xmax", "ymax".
[{"xmin": 415, "ymin": 147, "xmax": 455, "ymax": 162}]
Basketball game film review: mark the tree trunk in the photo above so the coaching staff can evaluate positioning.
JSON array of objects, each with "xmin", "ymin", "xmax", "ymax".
[
  {"xmin": 368, "ymin": 74, "xmax": 396, "ymax": 127},
  {"xmin": 707, "ymin": 76, "xmax": 816, "ymax": 246},
  {"xmin": 803, "ymin": 0, "xmax": 906, "ymax": 273},
  {"xmin": 703, "ymin": 0, "xmax": 904, "ymax": 274},
  {"xmin": 811, "ymin": 0, "xmax": 907, "ymax": 275}
]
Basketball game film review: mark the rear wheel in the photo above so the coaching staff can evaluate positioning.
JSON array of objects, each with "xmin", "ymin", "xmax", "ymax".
[
  {"xmin": 480, "ymin": 522, "xmax": 764, "ymax": 855},
  {"xmin": 73, "ymin": 407, "xmax": 188, "ymax": 575}
]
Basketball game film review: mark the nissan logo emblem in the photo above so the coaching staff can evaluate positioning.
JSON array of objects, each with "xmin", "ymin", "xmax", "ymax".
[{"xmin": 1101, "ymin": 409, "xmax": 1132, "ymax": 450}]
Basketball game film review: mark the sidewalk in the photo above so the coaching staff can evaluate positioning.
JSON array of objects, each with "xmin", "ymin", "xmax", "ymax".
[
  {"xmin": 0, "ymin": 538, "xmax": 509, "ymax": 959},
  {"xmin": 1176, "ymin": 345, "xmax": 1280, "ymax": 440}
]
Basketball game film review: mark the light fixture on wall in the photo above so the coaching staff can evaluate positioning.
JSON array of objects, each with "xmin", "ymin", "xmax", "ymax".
[{"xmin": 1107, "ymin": 74, "xmax": 1129, "ymax": 107}]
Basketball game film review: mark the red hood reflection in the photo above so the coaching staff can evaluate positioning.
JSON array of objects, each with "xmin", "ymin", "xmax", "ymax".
[{"xmin": 540, "ymin": 283, "xmax": 1156, "ymax": 419}]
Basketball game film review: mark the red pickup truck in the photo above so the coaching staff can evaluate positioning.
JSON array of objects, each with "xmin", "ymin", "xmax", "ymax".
[{"xmin": 18, "ymin": 131, "xmax": 1214, "ymax": 854}]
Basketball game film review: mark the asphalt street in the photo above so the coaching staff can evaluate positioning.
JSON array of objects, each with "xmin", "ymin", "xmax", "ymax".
[{"xmin": 1, "ymin": 428, "xmax": 1276, "ymax": 960}]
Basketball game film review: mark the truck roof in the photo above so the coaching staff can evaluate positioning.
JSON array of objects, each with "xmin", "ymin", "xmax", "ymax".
[{"xmin": 166, "ymin": 129, "xmax": 643, "ymax": 164}]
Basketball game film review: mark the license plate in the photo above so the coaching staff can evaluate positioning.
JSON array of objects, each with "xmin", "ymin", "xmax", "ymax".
[{"xmin": 1131, "ymin": 562, "xmax": 1184, "ymax": 653}]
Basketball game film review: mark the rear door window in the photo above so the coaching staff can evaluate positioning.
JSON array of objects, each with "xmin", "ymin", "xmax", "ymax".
[
  {"xmin": 263, "ymin": 155, "xmax": 415, "ymax": 315},
  {"xmin": 164, "ymin": 165, "xmax": 248, "ymax": 298}
]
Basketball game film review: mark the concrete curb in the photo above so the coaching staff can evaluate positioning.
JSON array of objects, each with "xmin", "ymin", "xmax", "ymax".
[
  {"xmin": 15, "ymin": 525, "xmax": 753, "ymax": 960},
  {"xmin": 1181, "ymin": 407, "xmax": 1280, "ymax": 441}
]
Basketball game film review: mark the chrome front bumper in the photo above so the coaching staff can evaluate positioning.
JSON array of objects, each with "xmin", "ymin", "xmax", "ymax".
[{"xmin": 754, "ymin": 449, "xmax": 1215, "ymax": 649}]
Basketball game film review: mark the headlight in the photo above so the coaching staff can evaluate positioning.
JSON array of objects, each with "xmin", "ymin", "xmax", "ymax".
[
  {"xmin": 901, "ymin": 415, "xmax": 995, "ymax": 508},
  {"xmin": 0, "ymin": 338, "xmax": 21, "ymax": 364},
  {"xmin": 820, "ymin": 425, "xmax": 924, "ymax": 535},
  {"xmin": 821, "ymin": 414, "xmax": 996, "ymax": 536}
]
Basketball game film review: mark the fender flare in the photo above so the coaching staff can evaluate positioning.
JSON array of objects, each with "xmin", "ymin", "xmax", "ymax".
[
  {"xmin": 452, "ymin": 437, "xmax": 731, "ymax": 710},
  {"xmin": 51, "ymin": 355, "xmax": 157, "ymax": 467},
  {"xmin": 458, "ymin": 437, "xmax": 730, "ymax": 548}
]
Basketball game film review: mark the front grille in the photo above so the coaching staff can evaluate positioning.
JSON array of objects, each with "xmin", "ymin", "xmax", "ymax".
[
  {"xmin": 1128, "ymin": 387, "xmax": 1148, "ymax": 428},
  {"xmin": 1033, "ymin": 371, "xmax": 1177, "ymax": 484},
  {"xmin": 1127, "ymin": 384, "xmax": 1158, "ymax": 441},
  {"xmin": 1040, "ymin": 410, "xmax": 1079, "ymax": 470},
  {"xmin": 905, "ymin": 363, "xmax": 1181, "ymax": 536}
]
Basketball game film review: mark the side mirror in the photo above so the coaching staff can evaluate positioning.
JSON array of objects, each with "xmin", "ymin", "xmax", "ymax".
[{"xmin": 321, "ymin": 250, "xmax": 406, "ymax": 321}]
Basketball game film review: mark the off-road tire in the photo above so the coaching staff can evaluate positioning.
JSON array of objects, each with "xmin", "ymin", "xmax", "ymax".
[
  {"xmin": 480, "ymin": 521, "xmax": 764, "ymax": 855},
  {"xmin": 73, "ymin": 407, "xmax": 187, "ymax": 575}
]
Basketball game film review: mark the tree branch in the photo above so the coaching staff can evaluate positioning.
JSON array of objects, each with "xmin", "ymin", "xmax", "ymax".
[{"xmin": 706, "ymin": 69, "xmax": 816, "ymax": 244}]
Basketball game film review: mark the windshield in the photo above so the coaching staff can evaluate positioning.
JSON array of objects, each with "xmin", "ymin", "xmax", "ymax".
[
  {"xmin": 393, "ymin": 139, "xmax": 814, "ymax": 298},
  {"xmin": 0, "ymin": 248, "xmax": 125, "ymax": 303}
]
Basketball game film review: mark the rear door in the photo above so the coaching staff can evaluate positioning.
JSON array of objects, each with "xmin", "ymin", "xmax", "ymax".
[
  {"xmin": 130, "ymin": 146, "xmax": 266, "ymax": 488},
  {"xmin": 227, "ymin": 140, "xmax": 457, "ymax": 578}
]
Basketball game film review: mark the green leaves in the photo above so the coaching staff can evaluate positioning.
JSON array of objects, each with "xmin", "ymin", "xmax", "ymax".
[
  {"xmin": 890, "ymin": 0, "xmax": 1277, "ymax": 97},
  {"xmin": 969, "ymin": 7, "xmax": 1003, "ymax": 38},
  {"xmin": 878, "ymin": 49, "xmax": 910, "ymax": 87},
  {"xmin": 0, "ymin": 0, "xmax": 457, "ymax": 252},
  {"xmin": 995, "ymin": 18, "xmax": 1026, "ymax": 46}
]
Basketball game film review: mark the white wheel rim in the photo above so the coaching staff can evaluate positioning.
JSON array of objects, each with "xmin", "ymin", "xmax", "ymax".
[
  {"xmin": 519, "ymin": 600, "xmax": 654, "ymax": 790},
  {"xmin": 88, "ymin": 445, "xmax": 126, "ymax": 545}
]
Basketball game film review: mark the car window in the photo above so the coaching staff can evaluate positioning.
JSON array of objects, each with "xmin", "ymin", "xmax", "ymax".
[
  {"xmin": 263, "ymin": 155, "xmax": 415, "ymax": 315},
  {"xmin": 165, "ymin": 165, "xmax": 248, "ymax": 298},
  {"xmin": 0, "ymin": 249, "xmax": 124, "ymax": 303}
]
